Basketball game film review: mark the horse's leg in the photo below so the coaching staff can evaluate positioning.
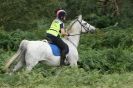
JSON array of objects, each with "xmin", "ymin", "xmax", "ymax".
[
  {"xmin": 68, "ymin": 52, "xmax": 78, "ymax": 67},
  {"xmin": 25, "ymin": 59, "xmax": 39, "ymax": 72},
  {"xmin": 70, "ymin": 60, "xmax": 78, "ymax": 67},
  {"xmin": 68, "ymin": 56, "xmax": 78, "ymax": 67},
  {"xmin": 12, "ymin": 59, "xmax": 24, "ymax": 72}
]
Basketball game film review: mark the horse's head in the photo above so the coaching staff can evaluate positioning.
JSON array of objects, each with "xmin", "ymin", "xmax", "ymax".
[
  {"xmin": 77, "ymin": 15, "xmax": 96, "ymax": 33},
  {"xmin": 66, "ymin": 15, "xmax": 96, "ymax": 37},
  {"xmin": 65, "ymin": 15, "xmax": 96, "ymax": 47}
]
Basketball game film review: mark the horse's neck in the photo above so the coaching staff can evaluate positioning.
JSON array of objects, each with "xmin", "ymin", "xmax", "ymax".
[
  {"xmin": 68, "ymin": 35, "xmax": 80, "ymax": 48},
  {"xmin": 67, "ymin": 23, "xmax": 81, "ymax": 47}
]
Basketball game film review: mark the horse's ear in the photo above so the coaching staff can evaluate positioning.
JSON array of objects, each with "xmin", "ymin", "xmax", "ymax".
[{"xmin": 78, "ymin": 15, "xmax": 82, "ymax": 21}]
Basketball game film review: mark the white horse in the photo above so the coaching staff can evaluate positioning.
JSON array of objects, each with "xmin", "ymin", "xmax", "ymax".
[{"xmin": 4, "ymin": 15, "xmax": 96, "ymax": 72}]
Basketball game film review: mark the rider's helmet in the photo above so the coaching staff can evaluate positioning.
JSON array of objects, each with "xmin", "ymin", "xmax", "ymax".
[{"xmin": 56, "ymin": 9, "xmax": 67, "ymax": 20}]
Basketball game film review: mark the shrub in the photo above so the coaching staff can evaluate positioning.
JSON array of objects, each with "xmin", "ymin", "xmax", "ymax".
[
  {"xmin": 78, "ymin": 27, "xmax": 133, "ymax": 73},
  {"xmin": 79, "ymin": 48, "xmax": 133, "ymax": 73}
]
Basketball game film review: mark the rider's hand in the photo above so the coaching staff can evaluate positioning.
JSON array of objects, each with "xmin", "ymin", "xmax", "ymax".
[{"xmin": 61, "ymin": 28, "xmax": 69, "ymax": 36}]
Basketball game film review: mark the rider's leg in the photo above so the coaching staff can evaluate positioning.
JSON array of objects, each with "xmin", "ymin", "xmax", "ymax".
[
  {"xmin": 46, "ymin": 34, "xmax": 69, "ymax": 65},
  {"xmin": 54, "ymin": 39, "xmax": 69, "ymax": 65},
  {"xmin": 60, "ymin": 50, "xmax": 65, "ymax": 65},
  {"xmin": 60, "ymin": 44, "xmax": 69, "ymax": 66}
]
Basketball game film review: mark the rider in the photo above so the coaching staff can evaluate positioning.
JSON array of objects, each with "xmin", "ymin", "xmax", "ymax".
[{"xmin": 46, "ymin": 9, "xmax": 69, "ymax": 66}]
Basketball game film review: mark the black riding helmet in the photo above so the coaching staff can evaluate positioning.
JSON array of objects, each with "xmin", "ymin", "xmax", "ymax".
[{"xmin": 56, "ymin": 9, "xmax": 67, "ymax": 20}]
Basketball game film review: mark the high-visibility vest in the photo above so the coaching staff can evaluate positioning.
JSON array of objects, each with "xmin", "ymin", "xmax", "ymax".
[{"xmin": 46, "ymin": 19, "xmax": 63, "ymax": 37}]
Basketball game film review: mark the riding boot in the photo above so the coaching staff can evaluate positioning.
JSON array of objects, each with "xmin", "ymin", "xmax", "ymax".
[{"xmin": 60, "ymin": 52, "xmax": 66, "ymax": 66}]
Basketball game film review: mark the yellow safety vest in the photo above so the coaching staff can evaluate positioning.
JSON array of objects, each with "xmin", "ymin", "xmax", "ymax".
[{"xmin": 46, "ymin": 19, "xmax": 63, "ymax": 37}]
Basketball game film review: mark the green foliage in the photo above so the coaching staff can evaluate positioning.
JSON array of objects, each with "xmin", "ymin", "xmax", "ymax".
[
  {"xmin": 80, "ymin": 28, "xmax": 133, "ymax": 49},
  {"xmin": 0, "ymin": 0, "xmax": 65, "ymax": 30},
  {"xmin": 1, "ymin": 25, "xmax": 133, "ymax": 73},
  {"xmin": 0, "ymin": 27, "xmax": 133, "ymax": 87},
  {"xmin": 0, "ymin": 29, "xmax": 46, "ymax": 51},
  {"xmin": 119, "ymin": 0, "xmax": 133, "ymax": 27},
  {"xmin": 0, "ymin": 0, "xmax": 133, "ymax": 30},
  {"xmin": 78, "ymin": 27, "xmax": 133, "ymax": 73},
  {"xmin": 79, "ymin": 47, "xmax": 133, "ymax": 73},
  {"xmin": 102, "ymin": 29, "xmax": 133, "ymax": 48},
  {"xmin": 0, "ymin": 65, "xmax": 133, "ymax": 88}
]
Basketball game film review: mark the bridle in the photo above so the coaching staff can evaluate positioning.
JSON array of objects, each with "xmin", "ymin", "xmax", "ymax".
[
  {"xmin": 68, "ymin": 19, "xmax": 91, "ymax": 36},
  {"xmin": 67, "ymin": 18, "xmax": 91, "ymax": 47}
]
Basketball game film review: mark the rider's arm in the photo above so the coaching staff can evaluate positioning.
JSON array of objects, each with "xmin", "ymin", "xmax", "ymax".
[
  {"xmin": 61, "ymin": 28, "xmax": 68, "ymax": 36},
  {"xmin": 60, "ymin": 23, "xmax": 68, "ymax": 36}
]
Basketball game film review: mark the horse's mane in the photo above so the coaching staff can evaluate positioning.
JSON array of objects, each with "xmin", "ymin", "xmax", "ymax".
[{"xmin": 66, "ymin": 19, "xmax": 77, "ymax": 31}]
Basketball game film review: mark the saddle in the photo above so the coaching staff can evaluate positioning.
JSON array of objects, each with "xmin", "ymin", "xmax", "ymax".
[
  {"xmin": 42, "ymin": 38, "xmax": 61, "ymax": 56},
  {"xmin": 42, "ymin": 38, "xmax": 69, "ymax": 66}
]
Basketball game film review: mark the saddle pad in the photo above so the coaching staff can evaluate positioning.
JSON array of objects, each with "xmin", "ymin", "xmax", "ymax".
[{"xmin": 49, "ymin": 43, "xmax": 61, "ymax": 56}]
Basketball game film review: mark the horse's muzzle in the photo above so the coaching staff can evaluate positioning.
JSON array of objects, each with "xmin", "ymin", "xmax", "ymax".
[{"xmin": 90, "ymin": 29, "xmax": 96, "ymax": 34}]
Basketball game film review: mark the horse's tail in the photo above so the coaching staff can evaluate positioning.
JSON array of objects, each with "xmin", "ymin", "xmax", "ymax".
[{"xmin": 3, "ymin": 40, "xmax": 28, "ymax": 72}]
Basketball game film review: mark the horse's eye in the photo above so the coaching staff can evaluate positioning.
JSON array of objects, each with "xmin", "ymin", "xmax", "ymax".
[{"xmin": 84, "ymin": 23, "xmax": 87, "ymax": 25}]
